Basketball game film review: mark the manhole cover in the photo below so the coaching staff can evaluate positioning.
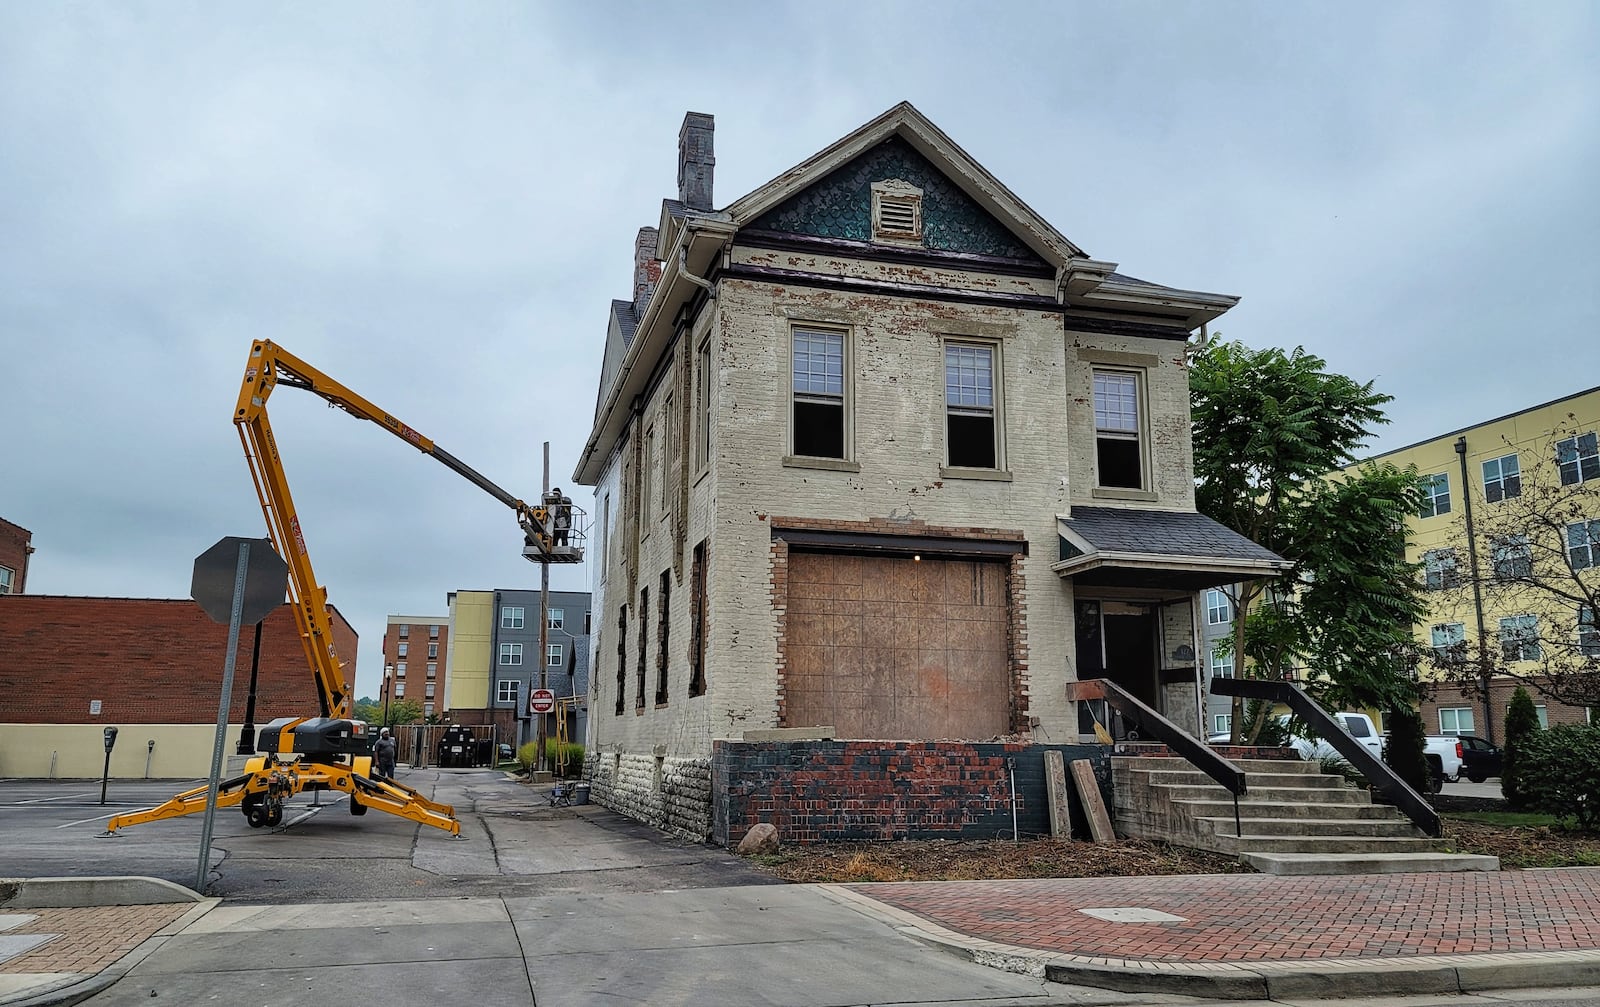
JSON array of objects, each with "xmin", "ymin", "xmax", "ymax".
[{"xmin": 1078, "ymin": 906, "xmax": 1187, "ymax": 923}]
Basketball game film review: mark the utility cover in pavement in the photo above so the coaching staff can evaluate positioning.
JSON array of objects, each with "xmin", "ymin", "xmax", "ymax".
[
  {"xmin": 191, "ymin": 536, "xmax": 287, "ymax": 624},
  {"xmin": 1078, "ymin": 907, "xmax": 1188, "ymax": 923}
]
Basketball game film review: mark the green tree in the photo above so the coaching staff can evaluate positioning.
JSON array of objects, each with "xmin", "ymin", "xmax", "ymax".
[
  {"xmin": 1502, "ymin": 686, "xmax": 1542, "ymax": 809},
  {"xmin": 1383, "ymin": 704, "xmax": 1431, "ymax": 794},
  {"xmin": 1192, "ymin": 340, "xmax": 1422, "ymax": 737}
]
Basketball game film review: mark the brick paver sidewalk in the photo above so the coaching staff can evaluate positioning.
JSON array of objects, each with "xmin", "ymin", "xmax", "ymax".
[
  {"xmin": 0, "ymin": 904, "xmax": 192, "ymax": 977},
  {"xmin": 847, "ymin": 871, "xmax": 1600, "ymax": 963}
]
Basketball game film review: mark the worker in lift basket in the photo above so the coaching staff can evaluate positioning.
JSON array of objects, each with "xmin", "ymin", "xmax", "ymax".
[
  {"xmin": 550, "ymin": 487, "xmax": 572, "ymax": 547},
  {"xmin": 373, "ymin": 727, "xmax": 397, "ymax": 781}
]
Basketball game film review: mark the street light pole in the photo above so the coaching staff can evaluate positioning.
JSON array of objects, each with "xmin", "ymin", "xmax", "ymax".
[
  {"xmin": 1455, "ymin": 436, "xmax": 1494, "ymax": 744},
  {"xmin": 382, "ymin": 663, "xmax": 394, "ymax": 728}
]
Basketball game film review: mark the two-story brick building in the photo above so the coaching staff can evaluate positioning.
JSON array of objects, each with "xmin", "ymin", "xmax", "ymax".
[
  {"xmin": 0, "ymin": 517, "xmax": 32, "ymax": 595},
  {"xmin": 575, "ymin": 103, "xmax": 1286, "ymax": 842}
]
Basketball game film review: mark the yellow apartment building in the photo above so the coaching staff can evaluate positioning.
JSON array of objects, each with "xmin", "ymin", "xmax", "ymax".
[{"xmin": 1356, "ymin": 385, "xmax": 1600, "ymax": 743}]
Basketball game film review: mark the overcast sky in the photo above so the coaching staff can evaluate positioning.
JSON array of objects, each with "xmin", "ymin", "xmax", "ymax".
[{"xmin": 3, "ymin": 3, "xmax": 1596, "ymax": 700}]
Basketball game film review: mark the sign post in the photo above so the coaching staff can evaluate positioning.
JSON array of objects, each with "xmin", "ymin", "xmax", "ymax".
[{"xmin": 190, "ymin": 536, "xmax": 288, "ymax": 893}]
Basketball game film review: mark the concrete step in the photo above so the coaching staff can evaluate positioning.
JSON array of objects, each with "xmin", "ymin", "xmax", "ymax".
[
  {"xmin": 1241, "ymin": 852, "xmax": 1500, "ymax": 875},
  {"xmin": 1134, "ymin": 769, "xmax": 1348, "ymax": 789},
  {"xmin": 1154, "ymin": 784, "xmax": 1372, "ymax": 804},
  {"xmin": 1170, "ymin": 799, "xmax": 1402, "ymax": 821},
  {"xmin": 1218, "ymin": 835, "xmax": 1445, "ymax": 855},
  {"xmin": 1194, "ymin": 816, "xmax": 1424, "ymax": 838},
  {"xmin": 1113, "ymin": 755, "xmax": 1320, "ymax": 775}
]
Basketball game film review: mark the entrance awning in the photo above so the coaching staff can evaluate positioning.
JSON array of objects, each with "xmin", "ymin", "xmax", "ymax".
[{"xmin": 1054, "ymin": 506, "xmax": 1290, "ymax": 590}]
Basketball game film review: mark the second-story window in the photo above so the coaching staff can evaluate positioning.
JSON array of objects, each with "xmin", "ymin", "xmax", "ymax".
[
  {"xmin": 1557, "ymin": 432, "xmax": 1600, "ymax": 486},
  {"xmin": 1423, "ymin": 548, "xmax": 1460, "ymax": 590},
  {"xmin": 1568, "ymin": 520, "xmax": 1600, "ymax": 570},
  {"xmin": 547, "ymin": 643, "xmax": 563, "ymax": 667},
  {"xmin": 1493, "ymin": 535, "xmax": 1532, "ymax": 580},
  {"xmin": 641, "ymin": 424, "xmax": 655, "ymax": 526},
  {"xmin": 945, "ymin": 342, "xmax": 1000, "ymax": 469},
  {"xmin": 501, "ymin": 606, "xmax": 524, "ymax": 630},
  {"xmin": 1418, "ymin": 473, "xmax": 1451, "ymax": 518},
  {"xmin": 696, "ymin": 337, "xmax": 713, "ymax": 471},
  {"xmin": 1092, "ymin": 369, "xmax": 1143, "ymax": 489},
  {"xmin": 499, "ymin": 642, "xmax": 523, "ymax": 666},
  {"xmin": 548, "ymin": 608, "xmax": 564, "ymax": 630},
  {"xmin": 1483, "ymin": 454, "xmax": 1520, "ymax": 502},
  {"xmin": 1205, "ymin": 589, "xmax": 1231, "ymax": 625},
  {"xmin": 791, "ymin": 327, "xmax": 846, "ymax": 459}
]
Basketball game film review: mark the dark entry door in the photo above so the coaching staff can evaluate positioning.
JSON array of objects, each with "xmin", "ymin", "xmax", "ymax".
[{"xmin": 1075, "ymin": 601, "xmax": 1158, "ymax": 739}]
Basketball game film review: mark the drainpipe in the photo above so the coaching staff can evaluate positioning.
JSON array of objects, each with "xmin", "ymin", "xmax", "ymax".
[
  {"xmin": 1455, "ymin": 436, "xmax": 1494, "ymax": 744},
  {"xmin": 679, "ymin": 248, "xmax": 715, "ymax": 297}
]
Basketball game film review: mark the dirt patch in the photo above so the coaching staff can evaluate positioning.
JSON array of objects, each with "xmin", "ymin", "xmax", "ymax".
[{"xmin": 743, "ymin": 821, "xmax": 1600, "ymax": 882}]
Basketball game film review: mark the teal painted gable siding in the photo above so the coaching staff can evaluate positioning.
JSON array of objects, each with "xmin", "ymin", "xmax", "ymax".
[{"xmin": 749, "ymin": 136, "xmax": 1045, "ymax": 263}]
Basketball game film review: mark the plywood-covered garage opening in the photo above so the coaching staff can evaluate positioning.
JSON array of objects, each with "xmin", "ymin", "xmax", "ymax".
[{"xmin": 782, "ymin": 549, "xmax": 1012, "ymax": 740}]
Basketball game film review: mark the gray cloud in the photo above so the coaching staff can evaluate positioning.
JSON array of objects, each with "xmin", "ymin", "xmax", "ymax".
[{"xmin": 3, "ymin": 1, "xmax": 1595, "ymax": 697}]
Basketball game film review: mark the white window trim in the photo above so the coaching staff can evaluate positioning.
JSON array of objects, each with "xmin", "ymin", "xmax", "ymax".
[
  {"xmin": 497, "ymin": 680, "xmax": 518, "ymax": 704},
  {"xmin": 1419, "ymin": 473, "xmax": 1452, "ymax": 518},
  {"xmin": 547, "ymin": 643, "xmax": 564, "ymax": 667},
  {"xmin": 1205, "ymin": 589, "xmax": 1231, "ymax": 626},
  {"xmin": 1090, "ymin": 367, "xmax": 1151, "ymax": 496},
  {"xmin": 1438, "ymin": 707, "xmax": 1475, "ymax": 735},
  {"xmin": 941, "ymin": 337, "xmax": 1007, "ymax": 475},
  {"xmin": 501, "ymin": 606, "xmax": 525, "ymax": 630},
  {"xmin": 499, "ymin": 642, "xmax": 523, "ymax": 666}
]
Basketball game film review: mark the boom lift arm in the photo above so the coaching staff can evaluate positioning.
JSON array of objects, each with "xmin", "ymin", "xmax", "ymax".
[{"xmin": 106, "ymin": 340, "xmax": 578, "ymax": 839}]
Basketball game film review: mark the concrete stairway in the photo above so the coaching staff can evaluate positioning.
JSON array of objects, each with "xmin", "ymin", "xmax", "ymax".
[{"xmin": 1111, "ymin": 755, "xmax": 1498, "ymax": 875}]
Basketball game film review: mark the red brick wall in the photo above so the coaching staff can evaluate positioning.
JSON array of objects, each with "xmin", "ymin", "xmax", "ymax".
[
  {"xmin": 0, "ymin": 596, "xmax": 357, "ymax": 724},
  {"xmin": 711, "ymin": 740, "xmax": 1108, "ymax": 846},
  {"xmin": 0, "ymin": 517, "xmax": 32, "ymax": 594},
  {"xmin": 1422, "ymin": 678, "xmax": 1592, "ymax": 738},
  {"xmin": 381, "ymin": 620, "xmax": 449, "ymax": 707}
]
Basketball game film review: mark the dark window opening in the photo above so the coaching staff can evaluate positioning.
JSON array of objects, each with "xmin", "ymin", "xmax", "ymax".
[
  {"xmin": 689, "ymin": 539, "xmax": 708, "ymax": 697},
  {"xmin": 614, "ymin": 606, "xmax": 627, "ymax": 716},
  {"xmin": 636, "ymin": 587, "xmax": 649, "ymax": 710},
  {"xmin": 793, "ymin": 399, "xmax": 843, "ymax": 458},
  {"xmin": 1097, "ymin": 438, "xmax": 1141, "ymax": 488},
  {"xmin": 947, "ymin": 412, "xmax": 996, "ymax": 468},
  {"xmin": 655, "ymin": 570, "xmax": 671, "ymax": 706}
]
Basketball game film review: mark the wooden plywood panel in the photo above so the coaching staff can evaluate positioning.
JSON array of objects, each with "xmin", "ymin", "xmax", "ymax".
[{"xmin": 784, "ymin": 552, "xmax": 1009, "ymax": 740}]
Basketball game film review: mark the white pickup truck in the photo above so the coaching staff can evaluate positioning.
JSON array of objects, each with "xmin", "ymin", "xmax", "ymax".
[{"xmin": 1289, "ymin": 712, "xmax": 1463, "ymax": 792}]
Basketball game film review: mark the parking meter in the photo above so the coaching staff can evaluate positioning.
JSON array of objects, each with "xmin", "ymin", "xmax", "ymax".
[{"xmin": 100, "ymin": 726, "xmax": 119, "ymax": 805}]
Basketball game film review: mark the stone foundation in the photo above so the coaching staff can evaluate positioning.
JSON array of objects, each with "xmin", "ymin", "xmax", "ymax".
[{"xmin": 584, "ymin": 751, "xmax": 713, "ymax": 842}]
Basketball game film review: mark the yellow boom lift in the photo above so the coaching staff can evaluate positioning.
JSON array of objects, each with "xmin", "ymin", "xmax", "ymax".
[{"xmin": 106, "ymin": 340, "xmax": 582, "ymax": 837}]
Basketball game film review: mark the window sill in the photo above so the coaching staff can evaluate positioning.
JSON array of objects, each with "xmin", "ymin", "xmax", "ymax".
[
  {"xmin": 1091, "ymin": 486, "xmax": 1159, "ymax": 503},
  {"xmin": 940, "ymin": 466, "xmax": 1012, "ymax": 482},
  {"xmin": 655, "ymin": 702, "xmax": 669, "ymax": 710},
  {"xmin": 782, "ymin": 455, "xmax": 861, "ymax": 473},
  {"xmin": 693, "ymin": 467, "xmax": 710, "ymax": 489}
]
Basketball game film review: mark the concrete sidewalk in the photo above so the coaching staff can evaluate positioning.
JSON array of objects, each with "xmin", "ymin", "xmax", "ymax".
[{"xmin": 7, "ymin": 869, "xmax": 1600, "ymax": 1005}]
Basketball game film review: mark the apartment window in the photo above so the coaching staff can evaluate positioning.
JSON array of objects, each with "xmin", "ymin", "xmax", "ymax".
[
  {"xmin": 584, "ymin": 610, "xmax": 592, "ymax": 635},
  {"xmin": 636, "ymin": 586, "xmax": 649, "ymax": 710},
  {"xmin": 0, "ymin": 566, "xmax": 13, "ymax": 594},
  {"xmin": 395, "ymin": 662, "xmax": 406, "ymax": 676},
  {"xmin": 1211, "ymin": 649, "xmax": 1234, "ymax": 679},
  {"xmin": 1567, "ymin": 519, "xmax": 1600, "ymax": 570},
  {"xmin": 615, "ymin": 606, "xmax": 627, "ymax": 716},
  {"xmin": 394, "ymin": 681, "xmax": 405, "ymax": 697},
  {"xmin": 1438, "ymin": 708, "xmax": 1475, "ymax": 736},
  {"xmin": 641, "ymin": 424, "xmax": 655, "ymax": 525},
  {"xmin": 547, "ymin": 643, "xmax": 563, "ymax": 667},
  {"xmin": 1431, "ymin": 622, "xmax": 1465, "ymax": 661},
  {"xmin": 1557, "ymin": 432, "xmax": 1600, "ymax": 486},
  {"xmin": 1092, "ymin": 370, "xmax": 1143, "ymax": 489},
  {"xmin": 426, "ymin": 662, "xmax": 436, "ymax": 678},
  {"xmin": 1205, "ymin": 589, "xmax": 1232, "ymax": 625},
  {"xmin": 696, "ymin": 337, "xmax": 713, "ymax": 470},
  {"xmin": 1423, "ymin": 549, "xmax": 1460, "ymax": 590},
  {"xmin": 427, "ymin": 642, "xmax": 437, "ymax": 659},
  {"xmin": 424, "ymin": 702, "xmax": 434, "ymax": 716},
  {"xmin": 429, "ymin": 624, "xmax": 439, "ymax": 639},
  {"xmin": 1492, "ymin": 535, "xmax": 1532, "ymax": 580},
  {"xmin": 396, "ymin": 642, "xmax": 408, "ymax": 658},
  {"xmin": 689, "ymin": 539, "xmax": 709, "ymax": 697},
  {"xmin": 501, "ymin": 606, "xmax": 524, "ymax": 630},
  {"xmin": 1213, "ymin": 714, "xmax": 1232, "ymax": 735},
  {"xmin": 548, "ymin": 608, "xmax": 564, "ymax": 630},
  {"xmin": 1499, "ymin": 614, "xmax": 1540, "ymax": 662},
  {"xmin": 1579, "ymin": 606, "xmax": 1600, "ymax": 658},
  {"xmin": 655, "ymin": 569, "xmax": 671, "ymax": 705},
  {"xmin": 497, "ymin": 680, "xmax": 518, "ymax": 704},
  {"xmin": 1483, "ymin": 454, "xmax": 1521, "ymax": 502},
  {"xmin": 499, "ymin": 642, "xmax": 523, "ymax": 666},
  {"xmin": 1418, "ymin": 473, "xmax": 1451, "ymax": 518},
  {"xmin": 398, "ymin": 624, "xmax": 409, "ymax": 638},
  {"xmin": 425, "ymin": 683, "xmax": 435, "ymax": 699},
  {"xmin": 791, "ymin": 327, "xmax": 846, "ymax": 459},
  {"xmin": 945, "ymin": 341, "xmax": 999, "ymax": 469}
]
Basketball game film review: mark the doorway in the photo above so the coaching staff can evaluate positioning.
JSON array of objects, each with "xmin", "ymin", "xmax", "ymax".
[{"xmin": 1075, "ymin": 600, "xmax": 1159, "ymax": 740}]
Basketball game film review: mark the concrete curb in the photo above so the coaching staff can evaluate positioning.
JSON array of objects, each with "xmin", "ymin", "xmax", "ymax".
[
  {"xmin": 816, "ymin": 884, "xmax": 1600, "ymax": 1000},
  {"xmin": 0, "ymin": 897, "xmax": 219, "ymax": 1007},
  {"xmin": 0, "ymin": 877, "xmax": 203, "ymax": 909}
]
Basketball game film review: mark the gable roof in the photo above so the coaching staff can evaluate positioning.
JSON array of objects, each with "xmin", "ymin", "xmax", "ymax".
[{"xmin": 720, "ymin": 101, "xmax": 1084, "ymax": 268}]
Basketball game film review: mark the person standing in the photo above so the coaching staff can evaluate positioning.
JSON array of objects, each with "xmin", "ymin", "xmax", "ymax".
[{"xmin": 373, "ymin": 727, "xmax": 397, "ymax": 781}]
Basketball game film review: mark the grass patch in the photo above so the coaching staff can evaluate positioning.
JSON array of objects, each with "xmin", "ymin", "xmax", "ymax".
[{"xmin": 1445, "ymin": 811, "xmax": 1561, "ymax": 828}]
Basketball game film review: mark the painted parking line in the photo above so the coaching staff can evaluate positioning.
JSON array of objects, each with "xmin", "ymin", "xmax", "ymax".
[
  {"xmin": 58, "ymin": 811, "xmax": 119, "ymax": 829},
  {"xmin": 15, "ymin": 792, "xmax": 94, "ymax": 804}
]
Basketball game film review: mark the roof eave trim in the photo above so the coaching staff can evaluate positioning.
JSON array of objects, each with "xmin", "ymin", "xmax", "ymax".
[
  {"xmin": 1049, "ymin": 552, "xmax": 1290, "ymax": 578},
  {"xmin": 1074, "ymin": 282, "xmax": 1241, "ymax": 328}
]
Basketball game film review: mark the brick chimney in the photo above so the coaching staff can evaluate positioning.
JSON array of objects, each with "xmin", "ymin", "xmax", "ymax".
[
  {"xmin": 677, "ymin": 112, "xmax": 715, "ymax": 211},
  {"xmin": 633, "ymin": 226, "xmax": 661, "ymax": 312}
]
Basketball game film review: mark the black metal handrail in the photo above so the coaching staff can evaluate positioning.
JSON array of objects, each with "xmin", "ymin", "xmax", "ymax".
[
  {"xmin": 1067, "ymin": 678, "xmax": 1247, "ymax": 837},
  {"xmin": 1210, "ymin": 677, "xmax": 1441, "ymax": 837}
]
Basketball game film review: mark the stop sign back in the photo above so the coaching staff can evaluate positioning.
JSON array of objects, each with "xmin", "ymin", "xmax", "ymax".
[{"xmin": 529, "ymin": 688, "xmax": 556, "ymax": 714}]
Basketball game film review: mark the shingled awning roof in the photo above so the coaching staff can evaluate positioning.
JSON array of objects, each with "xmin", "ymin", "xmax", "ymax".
[{"xmin": 1055, "ymin": 507, "xmax": 1290, "ymax": 590}]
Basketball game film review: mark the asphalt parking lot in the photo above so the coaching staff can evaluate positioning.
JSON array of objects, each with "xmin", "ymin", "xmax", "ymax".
[{"xmin": 0, "ymin": 769, "xmax": 777, "ymax": 901}]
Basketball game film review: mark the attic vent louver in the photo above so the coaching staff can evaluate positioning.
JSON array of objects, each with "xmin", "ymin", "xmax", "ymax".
[{"xmin": 871, "ymin": 179, "xmax": 923, "ymax": 245}]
